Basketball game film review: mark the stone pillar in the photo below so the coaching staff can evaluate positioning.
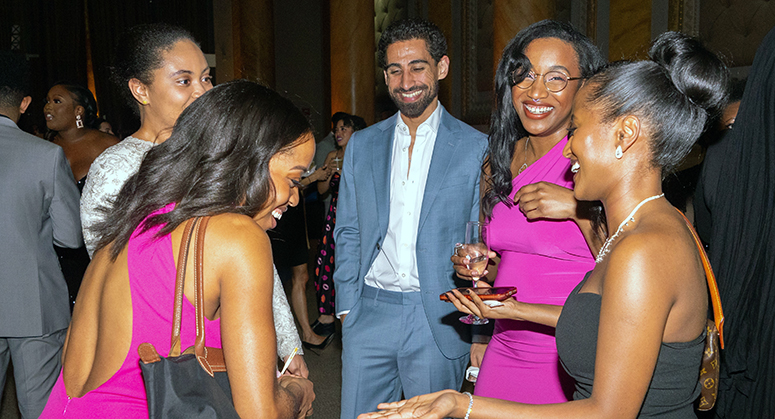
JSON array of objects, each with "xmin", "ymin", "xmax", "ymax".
[
  {"xmin": 493, "ymin": 0, "xmax": 555, "ymax": 75},
  {"xmin": 330, "ymin": 0, "xmax": 375, "ymax": 124},
  {"xmin": 428, "ymin": 0, "xmax": 452, "ymax": 107},
  {"xmin": 609, "ymin": 0, "xmax": 651, "ymax": 60},
  {"xmin": 213, "ymin": 0, "xmax": 275, "ymax": 87}
]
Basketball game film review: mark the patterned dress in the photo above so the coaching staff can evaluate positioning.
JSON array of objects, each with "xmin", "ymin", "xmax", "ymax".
[{"xmin": 314, "ymin": 171, "xmax": 340, "ymax": 315}]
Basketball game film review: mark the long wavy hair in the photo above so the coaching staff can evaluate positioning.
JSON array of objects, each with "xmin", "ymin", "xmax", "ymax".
[
  {"xmin": 93, "ymin": 80, "xmax": 313, "ymax": 260},
  {"xmin": 482, "ymin": 20, "xmax": 604, "ymax": 219}
]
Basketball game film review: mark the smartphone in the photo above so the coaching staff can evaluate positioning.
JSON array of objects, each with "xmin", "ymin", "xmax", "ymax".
[{"xmin": 439, "ymin": 286, "xmax": 517, "ymax": 302}]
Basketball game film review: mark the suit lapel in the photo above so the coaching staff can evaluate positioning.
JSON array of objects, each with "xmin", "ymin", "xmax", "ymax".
[
  {"xmin": 418, "ymin": 108, "xmax": 460, "ymax": 231},
  {"xmin": 373, "ymin": 116, "xmax": 396, "ymax": 235}
]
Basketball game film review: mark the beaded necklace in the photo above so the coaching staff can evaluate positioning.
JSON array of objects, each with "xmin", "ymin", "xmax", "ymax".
[{"xmin": 595, "ymin": 194, "xmax": 664, "ymax": 264}]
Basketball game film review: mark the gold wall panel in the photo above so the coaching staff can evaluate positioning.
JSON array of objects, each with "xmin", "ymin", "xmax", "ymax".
[{"xmin": 609, "ymin": 0, "xmax": 652, "ymax": 60}]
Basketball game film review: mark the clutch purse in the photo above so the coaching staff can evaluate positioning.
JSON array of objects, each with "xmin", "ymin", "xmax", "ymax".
[
  {"xmin": 137, "ymin": 216, "xmax": 239, "ymax": 418},
  {"xmin": 677, "ymin": 209, "xmax": 725, "ymax": 411}
]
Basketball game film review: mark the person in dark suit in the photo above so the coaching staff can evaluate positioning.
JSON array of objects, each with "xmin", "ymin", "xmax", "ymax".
[
  {"xmin": 334, "ymin": 19, "xmax": 488, "ymax": 418},
  {"xmin": 0, "ymin": 51, "xmax": 82, "ymax": 417}
]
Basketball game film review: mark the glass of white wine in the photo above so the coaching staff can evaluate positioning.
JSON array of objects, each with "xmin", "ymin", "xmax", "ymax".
[{"xmin": 459, "ymin": 221, "xmax": 490, "ymax": 325}]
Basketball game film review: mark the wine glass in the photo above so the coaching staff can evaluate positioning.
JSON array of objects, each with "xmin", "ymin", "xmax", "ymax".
[{"xmin": 459, "ymin": 221, "xmax": 490, "ymax": 325}]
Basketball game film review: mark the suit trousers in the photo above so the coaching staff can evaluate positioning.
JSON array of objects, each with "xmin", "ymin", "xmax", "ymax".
[
  {"xmin": 0, "ymin": 329, "xmax": 66, "ymax": 418},
  {"xmin": 340, "ymin": 285, "xmax": 467, "ymax": 419}
]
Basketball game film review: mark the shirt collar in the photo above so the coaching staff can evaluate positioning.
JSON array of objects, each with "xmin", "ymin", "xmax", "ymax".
[{"xmin": 396, "ymin": 101, "xmax": 443, "ymax": 136}]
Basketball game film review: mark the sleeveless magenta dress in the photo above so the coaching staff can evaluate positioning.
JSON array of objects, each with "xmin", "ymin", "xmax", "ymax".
[
  {"xmin": 41, "ymin": 204, "xmax": 222, "ymax": 417},
  {"xmin": 473, "ymin": 137, "xmax": 595, "ymax": 403}
]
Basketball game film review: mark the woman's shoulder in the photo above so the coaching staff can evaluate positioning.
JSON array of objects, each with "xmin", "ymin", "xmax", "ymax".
[
  {"xmin": 87, "ymin": 137, "xmax": 152, "ymax": 181},
  {"xmin": 605, "ymin": 210, "xmax": 699, "ymax": 290},
  {"xmin": 204, "ymin": 213, "xmax": 270, "ymax": 252},
  {"xmin": 85, "ymin": 129, "xmax": 120, "ymax": 150}
]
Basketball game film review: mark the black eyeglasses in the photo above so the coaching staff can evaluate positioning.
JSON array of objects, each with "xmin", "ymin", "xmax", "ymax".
[{"xmin": 510, "ymin": 68, "xmax": 583, "ymax": 93}]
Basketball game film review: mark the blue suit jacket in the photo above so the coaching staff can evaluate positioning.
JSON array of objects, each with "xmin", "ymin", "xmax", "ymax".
[{"xmin": 333, "ymin": 105, "xmax": 488, "ymax": 359}]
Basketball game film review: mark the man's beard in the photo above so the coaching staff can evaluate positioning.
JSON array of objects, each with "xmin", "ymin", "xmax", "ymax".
[{"xmin": 390, "ymin": 80, "xmax": 439, "ymax": 118}]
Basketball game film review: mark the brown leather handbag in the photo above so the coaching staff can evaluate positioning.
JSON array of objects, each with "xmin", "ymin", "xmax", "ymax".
[
  {"xmin": 677, "ymin": 209, "xmax": 725, "ymax": 411},
  {"xmin": 137, "ymin": 216, "xmax": 238, "ymax": 418}
]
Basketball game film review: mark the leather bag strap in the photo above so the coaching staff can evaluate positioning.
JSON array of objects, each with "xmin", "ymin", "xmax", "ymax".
[
  {"xmin": 170, "ymin": 217, "xmax": 199, "ymax": 357},
  {"xmin": 193, "ymin": 216, "xmax": 211, "ymax": 359},
  {"xmin": 675, "ymin": 208, "xmax": 725, "ymax": 349}
]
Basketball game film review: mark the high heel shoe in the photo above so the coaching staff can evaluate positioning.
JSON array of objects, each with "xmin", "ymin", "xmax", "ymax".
[
  {"xmin": 311, "ymin": 319, "xmax": 336, "ymax": 336},
  {"xmin": 302, "ymin": 333, "xmax": 335, "ymax": 351}
]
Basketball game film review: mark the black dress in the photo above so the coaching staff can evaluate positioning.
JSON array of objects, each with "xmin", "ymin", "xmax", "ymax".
[
  {"xmin": 54, "ymin": 175, "xmax": 91, "ymax": 311},
  {"xmin": 696, "ymin": 27, "xmax": 775, "ymax": 419},
  {"xmin": 555, "ymin": 272, "xmax": 705, "ymax": 418}
]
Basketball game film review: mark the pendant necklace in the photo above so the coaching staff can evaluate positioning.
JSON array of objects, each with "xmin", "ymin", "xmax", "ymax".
[
  {"xmin": 518, "ymin": 137, "xmax": 530, "ymax": 174},
  {"xmin": 595, "ymin": 193, "xmax": 665, "ymax": 264}
]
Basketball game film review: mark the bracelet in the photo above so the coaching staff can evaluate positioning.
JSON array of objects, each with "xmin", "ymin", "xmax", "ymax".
[{"xmin": 462, "ymin": 391, "xmax": 473, "ymax": 419}]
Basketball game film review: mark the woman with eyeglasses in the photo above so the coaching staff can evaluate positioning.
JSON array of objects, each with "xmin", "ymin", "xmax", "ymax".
[
  {"xmin": 363, "ymin": 29, "xmax": 727, "ymax": 419},
  {"xmin": 451, "ymin": 20, "xmax": 605, "ymax": 404}
]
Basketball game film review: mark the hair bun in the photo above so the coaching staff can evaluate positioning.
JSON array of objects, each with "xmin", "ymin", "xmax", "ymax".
[{"xmin": 649, "ymin": 31, "xmax": 729, "ymax": 118}]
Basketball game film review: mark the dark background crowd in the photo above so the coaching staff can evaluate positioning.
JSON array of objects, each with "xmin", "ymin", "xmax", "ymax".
[{"xmin": 1, "ymin": 1, "xmax": 774, "ymax": 418}]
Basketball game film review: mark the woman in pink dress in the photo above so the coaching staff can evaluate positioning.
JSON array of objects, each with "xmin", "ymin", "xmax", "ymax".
[
  {"xmin": 458, "ymin": 20, "xmax": 604, "ymax": 404},
  {"xmin": 40, "ymin": 80, "xmax": 315, "ymax": 418}
]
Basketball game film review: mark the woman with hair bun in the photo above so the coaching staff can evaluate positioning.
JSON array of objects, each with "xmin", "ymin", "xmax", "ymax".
[
  {"xmin": 362, "ymin": 30, "xmax": 728, "ymax": 419},
  {"xmin": 44, "ymin": 83, "xmax": 118, "ymax": 192}
]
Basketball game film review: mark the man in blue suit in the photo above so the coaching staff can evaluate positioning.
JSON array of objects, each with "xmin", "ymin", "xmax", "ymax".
[{"xmin": 334, "ymin": 18, "xmax": 488, "ymax": 418}]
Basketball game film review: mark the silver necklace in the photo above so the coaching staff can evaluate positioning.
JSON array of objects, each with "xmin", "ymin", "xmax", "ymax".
[
  {"xmin": 518, "ymin": 137, "xmax": 530, "ymax": 174},
  {"xmin": 595, "ymin": 193, "xmax": 665, "ymax": 264}
]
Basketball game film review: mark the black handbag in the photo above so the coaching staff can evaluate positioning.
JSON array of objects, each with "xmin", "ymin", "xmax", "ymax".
[{"xmin": 138, "ymin": 216, "xmax": 239, "ymax": 418}]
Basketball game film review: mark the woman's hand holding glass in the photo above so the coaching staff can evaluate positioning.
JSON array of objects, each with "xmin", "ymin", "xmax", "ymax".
[
  {"xmin": 457, "ymin": 222, "xmax": 491, "ymax": 324},
  {"xmin": 451, "ymin": 250, "xmax": 497, "ymax": 281}
]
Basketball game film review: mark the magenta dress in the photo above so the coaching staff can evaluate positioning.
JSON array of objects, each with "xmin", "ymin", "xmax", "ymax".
[
  {"xmin": 474, "ymin": 137, "xmax": 595, "ymax": 404},
  {"xmin": 41, "ymin": 204, "xmax": 222, "ymax": 417}
]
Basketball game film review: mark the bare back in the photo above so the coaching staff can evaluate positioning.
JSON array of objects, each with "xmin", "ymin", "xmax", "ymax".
[{"xmin": 60, "ymin": 213, "xmax": 277, "ymax": 407}]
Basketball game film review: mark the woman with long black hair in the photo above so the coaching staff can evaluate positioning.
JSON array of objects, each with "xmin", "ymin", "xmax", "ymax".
[{"xmin": 42, "ymin": 80, "xmax": 316, "ymax": 418}]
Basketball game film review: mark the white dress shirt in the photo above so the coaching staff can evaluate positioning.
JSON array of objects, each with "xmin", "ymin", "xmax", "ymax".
[{"xmin": 363, "ymin": 104, "xmax": 442, "ymax": 292}]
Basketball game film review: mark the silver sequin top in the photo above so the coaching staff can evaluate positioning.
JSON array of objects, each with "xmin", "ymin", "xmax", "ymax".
[{"xmin": 80, "ymin": 136, "xmax": 302, "ymax": 358}]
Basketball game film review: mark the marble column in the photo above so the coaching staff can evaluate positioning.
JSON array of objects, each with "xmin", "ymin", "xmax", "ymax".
[
  {"xmin": 609, "ymin": 0, "xmax": 651, "ymax": 60},
  {"xmin": 330, "ymin": 0, "xmax": 375, "ymax": 124},
  {"xmin": 493, "ymin": 0, "xmax": 555, "ymax": 74},
  {"xmin": 213, "ymin": 0, "xmax": 275, "ymax": 87},
  {"xmin": 428, "ymin": 0, "xmax": 452, "ymax": 107}
]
